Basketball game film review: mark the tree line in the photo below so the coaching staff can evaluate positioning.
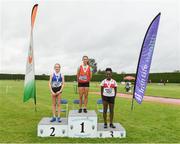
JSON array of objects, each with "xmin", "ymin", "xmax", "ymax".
[{"xmin": 0, "ymin": 72, "xmax": 180, "ymax": 83}]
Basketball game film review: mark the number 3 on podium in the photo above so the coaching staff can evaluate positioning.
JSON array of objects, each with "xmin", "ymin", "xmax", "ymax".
[{"xmin": 110, "ymin": 131, "xmax": 114, "ymax": 137}]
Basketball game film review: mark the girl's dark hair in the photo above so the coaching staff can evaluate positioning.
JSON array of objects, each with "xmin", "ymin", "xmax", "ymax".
[
  {"xmin": 105, "ymin": 68, "xmax": 112, "ymax": 72},
  {"xmin": 82, "ymin": 55, "xmax": 88, "ymax": 60},
  {"xmin": 82, "ymin": 55, "xmax": 89, "ymax": 65}
]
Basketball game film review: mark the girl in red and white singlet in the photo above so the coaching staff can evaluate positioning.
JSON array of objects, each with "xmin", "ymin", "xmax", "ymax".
[
  {"xmin": 100, "ymin": 68, "xmax": 117, "ymax": 129},
  {"xmin": 77, "ymin": 56, "xmax": 92, "ymax": 113}
]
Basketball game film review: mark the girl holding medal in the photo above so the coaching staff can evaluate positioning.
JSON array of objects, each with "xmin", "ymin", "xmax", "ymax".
[
  {"xmin": 49, "ymin": 63, "xmax": 65, "ymax": 122},
  {"xmin": 100, "ymin": 68, "xmax": 117, "ymax": 128},
  {"xmin": 77, "ymin": 56, "xmax": 92, "ymax": 113}
]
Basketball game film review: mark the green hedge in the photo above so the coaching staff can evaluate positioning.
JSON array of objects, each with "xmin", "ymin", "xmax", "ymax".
[{"xmin": 0, "ymin": 73, "xmax": 180, "ymax": 83}]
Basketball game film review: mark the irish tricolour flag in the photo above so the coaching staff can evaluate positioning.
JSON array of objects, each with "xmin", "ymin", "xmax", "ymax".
[{"xmin": 23, "ymin": 4, "xmax": 38, "ymax": 105}]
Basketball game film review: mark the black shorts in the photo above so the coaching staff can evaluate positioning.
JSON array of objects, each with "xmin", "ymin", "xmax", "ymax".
[
  {"xmin": 103, "ymin": 96, "xmax": 115, "ymax": 104},
  {"xmin": 78, "ymin": 82, "xmax": 90, "ymax": 87},
  {"xmin": 52, "ymin": 86, "xmax": 61, "ymax": 93}
]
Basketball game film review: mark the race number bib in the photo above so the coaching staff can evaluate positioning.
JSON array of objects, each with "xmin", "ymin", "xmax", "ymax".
[
  {"xmin": 52, "ymin": 81, "xmax": 62, "ymax": 88},
  {"xmin": 79, "ymin": 75, "xmax": 87, "ymax": 81},
  {"xmin": 104, "ymin": 88, "xmax": 113, "ymax": 94}
]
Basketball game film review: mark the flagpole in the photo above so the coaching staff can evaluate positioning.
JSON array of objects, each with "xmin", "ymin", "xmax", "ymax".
[
  {"xmin": 35, "ymin": 104, "xmax": 37, "ymax": 112},
  {"xmin": 31, "ymin": 28, "xmax": 37, "ymax": 112},
  {"xmin": 34, "ymin": 77, "xmax": 37, "ymax": 112},
  {"xmin": 131, "ymin": 83, "xmax": 135, "ymax": 111},
  {"xmin": 32, "ymin": 4, "xmax": 38, "ymax": 111},
  {"xmin": 131, "ymin": 97, "xmax": 134, "ymax": 111}
]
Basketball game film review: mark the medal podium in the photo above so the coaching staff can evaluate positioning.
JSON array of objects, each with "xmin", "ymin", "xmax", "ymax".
[{"xmin": 38, "ymin": 110, "xmax": 126, "ymax": 138}]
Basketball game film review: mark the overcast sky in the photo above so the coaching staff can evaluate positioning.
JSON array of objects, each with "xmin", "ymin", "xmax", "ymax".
[{"xmin": 0, "ymin": 0, "xmax": 180, "ymax": 75}]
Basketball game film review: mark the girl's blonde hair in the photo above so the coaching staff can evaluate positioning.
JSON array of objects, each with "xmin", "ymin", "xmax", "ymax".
[{"xmin": 54, "ymin": 63, "xmax": 61, "ymax": 68}]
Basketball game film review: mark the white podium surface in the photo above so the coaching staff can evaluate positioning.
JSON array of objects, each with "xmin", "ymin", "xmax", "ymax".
[
  {"xmin": 97, "ymin": 123, "xmax": 126, "ymax": 138},
  {"xmin": 37, "ymin": 110, "xmax": 126, "ymax": 138},
  {"xmin": 68, "ymin": 110, "xmax": 97, "ymax": 138},
  {"xmin": 38, "ymin": 117, "xmax": 68, "ymax": 137}
]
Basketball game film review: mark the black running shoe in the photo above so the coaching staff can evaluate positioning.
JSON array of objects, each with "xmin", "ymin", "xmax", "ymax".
[
  {"xmin": 104, "ymin": 123, "xmax": 108, "ymax": 128},
  {"xmin": 110, "ymin": 123, "xmax": 116, "ymax": 128},
  {"xmin": 50, "ymin": 117, "xmax": 56, "ymax": 122},
  {"xmin": 78, "ymin": 108, "xmax": 82, "ymax": 113},
  {"xmin": 83, "ymin": 108, "xmax": 87, "ymax": 113}
]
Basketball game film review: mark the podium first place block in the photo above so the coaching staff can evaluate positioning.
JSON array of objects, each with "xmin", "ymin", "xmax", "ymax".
[
  {"xmin": 38, "ymin": 117, "xmax": 68, "ymax": 137},
  {"xmin": 68, "ymin": 110, "xmax": 97, "ymax": 138}
]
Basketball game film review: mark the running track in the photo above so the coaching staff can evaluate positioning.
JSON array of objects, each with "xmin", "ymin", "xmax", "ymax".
[{"xmin": 90, "ymin": 92, "xmax": 180, "ymax": 105}]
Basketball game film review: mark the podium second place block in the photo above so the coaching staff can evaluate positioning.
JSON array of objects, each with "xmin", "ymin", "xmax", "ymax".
[{"xmin": 38, "ymin": 117, "xmax": 68, "ymax": 137}]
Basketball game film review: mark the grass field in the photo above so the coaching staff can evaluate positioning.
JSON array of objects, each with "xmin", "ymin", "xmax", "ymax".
[{"xmin": 0, "ymin": 80, "xmax": 180, "ymax": 143}]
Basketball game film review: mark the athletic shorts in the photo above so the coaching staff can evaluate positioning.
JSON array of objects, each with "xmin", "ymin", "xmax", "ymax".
[
  {"xmin": 52, "ymin": 86, "xmax": 62, "ymax": 93},
  {"xmin": 78, "ymin": 82, "xmax": 90, "ymax": 87},
  {"xmin": 102, "ymin": 96, "xmax": 115, "ymax": 104}
]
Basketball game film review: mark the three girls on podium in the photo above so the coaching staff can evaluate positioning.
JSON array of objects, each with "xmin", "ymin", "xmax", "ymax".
[{"xmin": 49, "ymin": 56, "xmax": 117, "ymax": 128}]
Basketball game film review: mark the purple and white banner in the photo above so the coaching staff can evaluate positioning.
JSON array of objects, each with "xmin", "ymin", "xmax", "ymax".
[{"xmin": 133, "ymin": 13, "xmax": 161, "ymax": 104}]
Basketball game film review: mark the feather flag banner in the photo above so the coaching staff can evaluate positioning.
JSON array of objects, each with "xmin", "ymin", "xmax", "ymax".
[
  {"xmin": 23, "ymin": 4, "xmax": 38, "ymax": 105},
  {"xmin": 132, "ymin": 13, "xmax": 161, "ymax": 107}
]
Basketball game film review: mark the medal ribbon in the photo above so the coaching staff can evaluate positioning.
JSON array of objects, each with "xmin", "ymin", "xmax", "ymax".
[{"xmin": 82, "ymin": 64, "xmax": 89, "ymax": 74}]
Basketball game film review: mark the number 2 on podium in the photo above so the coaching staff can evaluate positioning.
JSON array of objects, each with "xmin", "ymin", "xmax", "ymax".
[{"xmin": 50, "ymin": 127, "xmax": 55, "ymax": 136}]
